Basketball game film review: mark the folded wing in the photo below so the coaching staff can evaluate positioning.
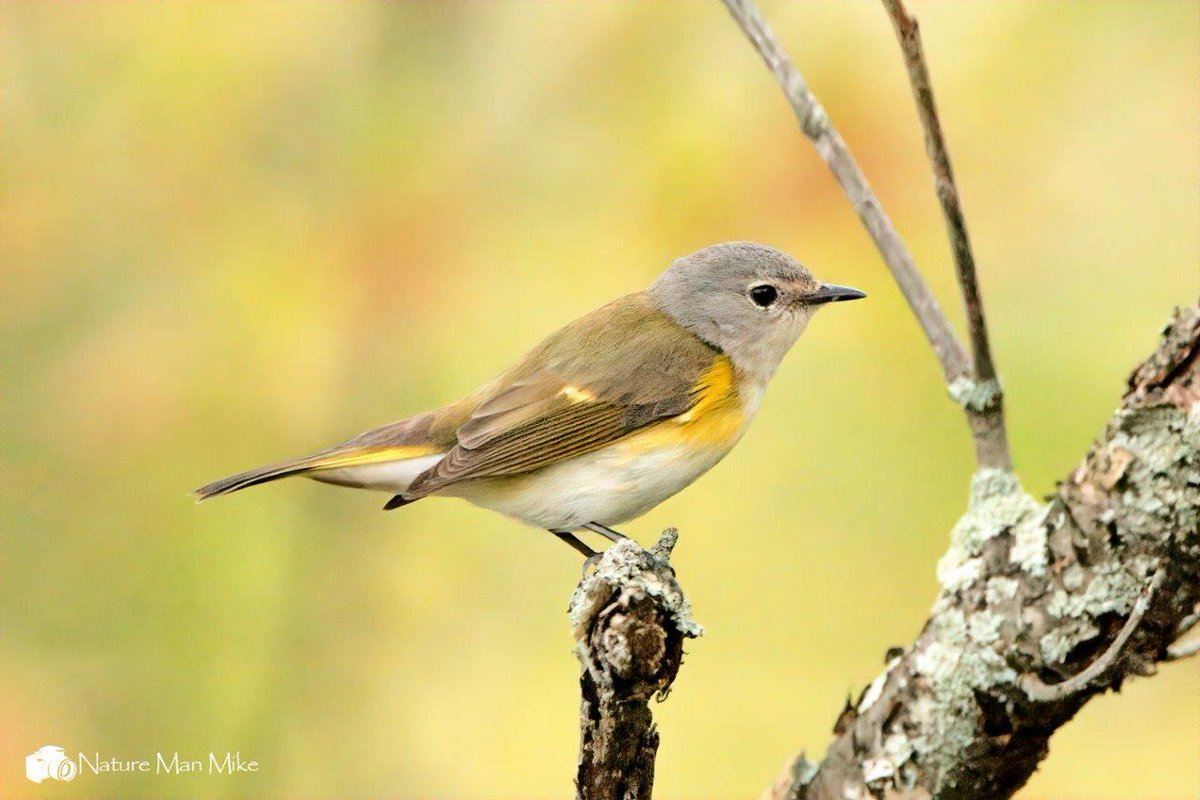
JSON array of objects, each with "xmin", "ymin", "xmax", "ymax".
[{"xmin": 401, "ymin": 294, "xmax": 722, "ymax": 501}]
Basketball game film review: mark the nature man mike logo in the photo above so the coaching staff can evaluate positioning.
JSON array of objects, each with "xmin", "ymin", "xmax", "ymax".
[{"xmin": 25, "ymin": 745, "xmax": 78, "ymax": 783}]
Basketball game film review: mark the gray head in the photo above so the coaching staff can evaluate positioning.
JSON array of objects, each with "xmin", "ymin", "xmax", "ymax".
[{"xmin": 648, "ymin": 242, "xmax": 864, "ymax": 381}]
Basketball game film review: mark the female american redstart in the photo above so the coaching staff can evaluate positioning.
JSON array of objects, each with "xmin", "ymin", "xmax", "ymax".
[{"xmin": 195, "ymin": 242, "xmax": 865, "ymax": 558}]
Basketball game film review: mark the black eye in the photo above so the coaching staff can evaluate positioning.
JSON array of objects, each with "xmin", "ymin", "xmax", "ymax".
[{"xmin": 749, "ymin": 284, "xmax": 778, "ymax": 307}]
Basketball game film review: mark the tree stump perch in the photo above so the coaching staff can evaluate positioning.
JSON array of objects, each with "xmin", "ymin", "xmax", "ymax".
[{"xmin": 570, "ymin": 530, "xmax": 702, "ymax": 800}]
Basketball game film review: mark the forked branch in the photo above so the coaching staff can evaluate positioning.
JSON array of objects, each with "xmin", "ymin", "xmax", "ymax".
[
  {"xmin": 880, "ymin": 0, "xmax": 1011, "ymax": 469},
  {"xmin": 719, "ymin": 0, "xmax": 1011, "ymax": 470}
]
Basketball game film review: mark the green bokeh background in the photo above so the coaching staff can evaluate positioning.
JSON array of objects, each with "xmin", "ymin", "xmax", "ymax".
[{"xmin": 2, "ymin": 2, "xmax": 1197, "ymax": 798}]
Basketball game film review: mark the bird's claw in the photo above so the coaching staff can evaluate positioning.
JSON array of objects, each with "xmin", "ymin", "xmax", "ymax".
[{"xmin": 581, "ymin": 552, "xmax": 603, "ymax": 578}]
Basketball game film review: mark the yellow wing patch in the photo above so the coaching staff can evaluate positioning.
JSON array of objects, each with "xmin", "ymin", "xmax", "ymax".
[
  {"xmin": 558, "ymin": 385, "xmax": 597, "ymax": 403},
  {"xmin": 622, "ymin": 355, "xmax": 745, "ymax": 453}
]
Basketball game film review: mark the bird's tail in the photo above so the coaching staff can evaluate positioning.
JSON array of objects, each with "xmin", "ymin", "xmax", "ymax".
[
  {"xmin": 193, "ymin": 457, "xmax": 325, "ymax": 501},
  {"xmin": 193, "ymin": 447, "xmax": 433, "ymax": 502}
]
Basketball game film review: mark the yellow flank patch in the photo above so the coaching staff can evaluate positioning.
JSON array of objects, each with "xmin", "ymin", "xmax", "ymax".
[
  {"xmin": 559, "ymin": 384, "xmax": 597, "ymax": 403},
  {"xmin": 308, "ymin": 445, "xmax": 440, "ymax": 471},
  {"xmin": 623, "ymin": 355, "xmax": 745, "ymax": 453}
]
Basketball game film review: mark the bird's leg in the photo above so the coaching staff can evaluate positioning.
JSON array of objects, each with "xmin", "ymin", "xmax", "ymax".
[
  {"xmin": 550, "ymin": 530, "xmax": 604, "ymax": 578},
  {"xmin": 583, "ymin": 521, "xmax": 628, "ymax": 544},
  {"xmin": 550, "ymin": 529, "xmax": 598, "ymax": 559}
]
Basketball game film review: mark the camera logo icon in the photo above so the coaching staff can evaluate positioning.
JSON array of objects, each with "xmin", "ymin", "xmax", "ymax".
[{"xmin": 25, "ymin": 745, "xmax": 78, "ymax": 784}]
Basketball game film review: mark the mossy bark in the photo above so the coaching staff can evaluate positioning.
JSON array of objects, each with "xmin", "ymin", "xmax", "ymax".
[{"xmin": 768, "ymin": 305, "xmax": 1200, "ymax": 800}]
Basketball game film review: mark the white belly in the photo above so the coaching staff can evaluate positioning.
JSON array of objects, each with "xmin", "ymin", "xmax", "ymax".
[
  {"xmin": 310, "ymin": 381, "xmax": 766, "ymax": 529},
  {"xmin": 446, "ymin": 439, "xmax": 737, "ymax": 530}
]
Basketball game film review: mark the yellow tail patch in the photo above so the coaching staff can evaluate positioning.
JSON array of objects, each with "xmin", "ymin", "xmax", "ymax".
[
  {"xmin": 194, "ymin": 444, "xmax": 443, "ymax": 501},
  {"xmin": 306, "ymin": 445, "xmax": 441, "ymax": 471}
]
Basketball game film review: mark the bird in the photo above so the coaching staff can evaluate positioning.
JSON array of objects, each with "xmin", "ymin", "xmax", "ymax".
[{"xmin": 194, "ymin": 242, "xmax": 865, "ymax": 560}]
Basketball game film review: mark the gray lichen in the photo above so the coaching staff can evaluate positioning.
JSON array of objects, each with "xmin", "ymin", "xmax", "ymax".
[
  {"xmin": 909, "ymin": 400, "xmax": 1198, "ymax": 787},
  {"xmin": 1039, "ymin": 620, "xmax": 1099, "ymax": 665},
  {"xmin": 947, "ymin": 376, "xmax": 1002, "ymax": 412},
  {"xmin": 904, "ymin": 471, "xmax": 1060, "ymax": 790},
  {"xmin": 786, "ymin": 310, "xmax": 1200, "ymax": 800},
  {"xmin": 937, "ymin": 469, "xmax": 1040, "ymax": 592},
  {"xmin": 1027, "ymin": 401, "xmax": 1199, "ymax": 668},
  {"xmin": 569, "ymin": 537, "xmax": 703, "ymax": 641},
  {"xmin": 907, "ymin": 602, "xmax": 1018, "ymax": 792},
  {"xmin": 1009, "ymin": 505, "xmax": 1051, "ymax": 577},
  {"xmin": 984, "ymin": 576, "xmax": 1019, "ymax": 605}
]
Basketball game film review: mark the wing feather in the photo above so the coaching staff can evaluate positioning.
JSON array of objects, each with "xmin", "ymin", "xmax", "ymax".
[{"xmin": 403, "ymin": 294, "xmax": 723, "ymax": 499}]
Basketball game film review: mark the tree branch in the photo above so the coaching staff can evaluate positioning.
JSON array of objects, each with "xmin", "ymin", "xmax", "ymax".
[
  {"xmin": 570, "ymin": 529, "xmax": 701, "ymax": 800},
  {"xmin": 718, "ymin": 0, "xmax": 967, "ymax": 383},
  {"xmin": 1017, "ymin": 567, "xmax": 1163, "ymax": 702},
  {"xmin": 719, "ymin": 0, "xmax": 1014, "ymax": 470},
  {"xmin": 763, "ymin": 306, "xmax": 1200, "ymax": 799},
  {"xmin": 559, "ymin": 7, "xmax": 1195, "ymax": 798},
  {"xmin": 879, "ymin": 0, "xmax": 1011, "ymax": 471}
]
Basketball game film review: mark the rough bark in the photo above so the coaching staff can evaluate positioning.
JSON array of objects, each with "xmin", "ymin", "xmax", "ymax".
[
  {"xmin": 762, "ymin": 305, "xmax": 1200, "ymax": 800},
  {"xmin": 570, "ymin": 530, "xmax": 701, "ymax": 800}
]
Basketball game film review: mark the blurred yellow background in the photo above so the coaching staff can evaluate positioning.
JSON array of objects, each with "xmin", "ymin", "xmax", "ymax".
[{"xmin": 2, "ymin": 2, "xmax": 1196, "ymax": 798}]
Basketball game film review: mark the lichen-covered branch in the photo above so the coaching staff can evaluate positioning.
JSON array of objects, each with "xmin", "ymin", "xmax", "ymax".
[
  {"xmin": 570, "ymin": 530, "xmax": 702, "ymax": 800},
  {"xmin": 763, "ymin": 306, "xmax": 1200, "ymax": 800}
]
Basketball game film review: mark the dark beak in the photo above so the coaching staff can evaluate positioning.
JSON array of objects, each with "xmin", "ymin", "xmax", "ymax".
[{"xmin": 809, "ymin": 283, "xmax": 867, "ymax": 305}]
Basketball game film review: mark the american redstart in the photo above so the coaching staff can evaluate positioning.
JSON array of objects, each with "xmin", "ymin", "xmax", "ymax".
[{"xmin": 196, "ymin": 242, "xmax": 865, "ymax": 558}]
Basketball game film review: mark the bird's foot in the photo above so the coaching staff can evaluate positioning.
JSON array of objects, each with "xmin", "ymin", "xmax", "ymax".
[
  {"xmin": 581, "ymin": 552, "xmax": 603, "ymax": 578},
  {"xmin": 551, "ymin": 525, "xmax": 629, "ymax": 577}
]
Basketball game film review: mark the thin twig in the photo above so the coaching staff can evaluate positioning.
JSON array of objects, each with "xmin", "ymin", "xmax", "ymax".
[
  {"xmin": 1019, "ymin": 568, "xmax": 1163, "ymax": 702},
  {"xmin": 880, "ymin": 0, "xmax": 1011, "ymax": 470},
  {"xmin": 718, "ymin": 0, "xmax": 970, "ymax": 387},
  {"xmin": 719, "ymin": 0, "xmax": 1014, "ymax": 470}
]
